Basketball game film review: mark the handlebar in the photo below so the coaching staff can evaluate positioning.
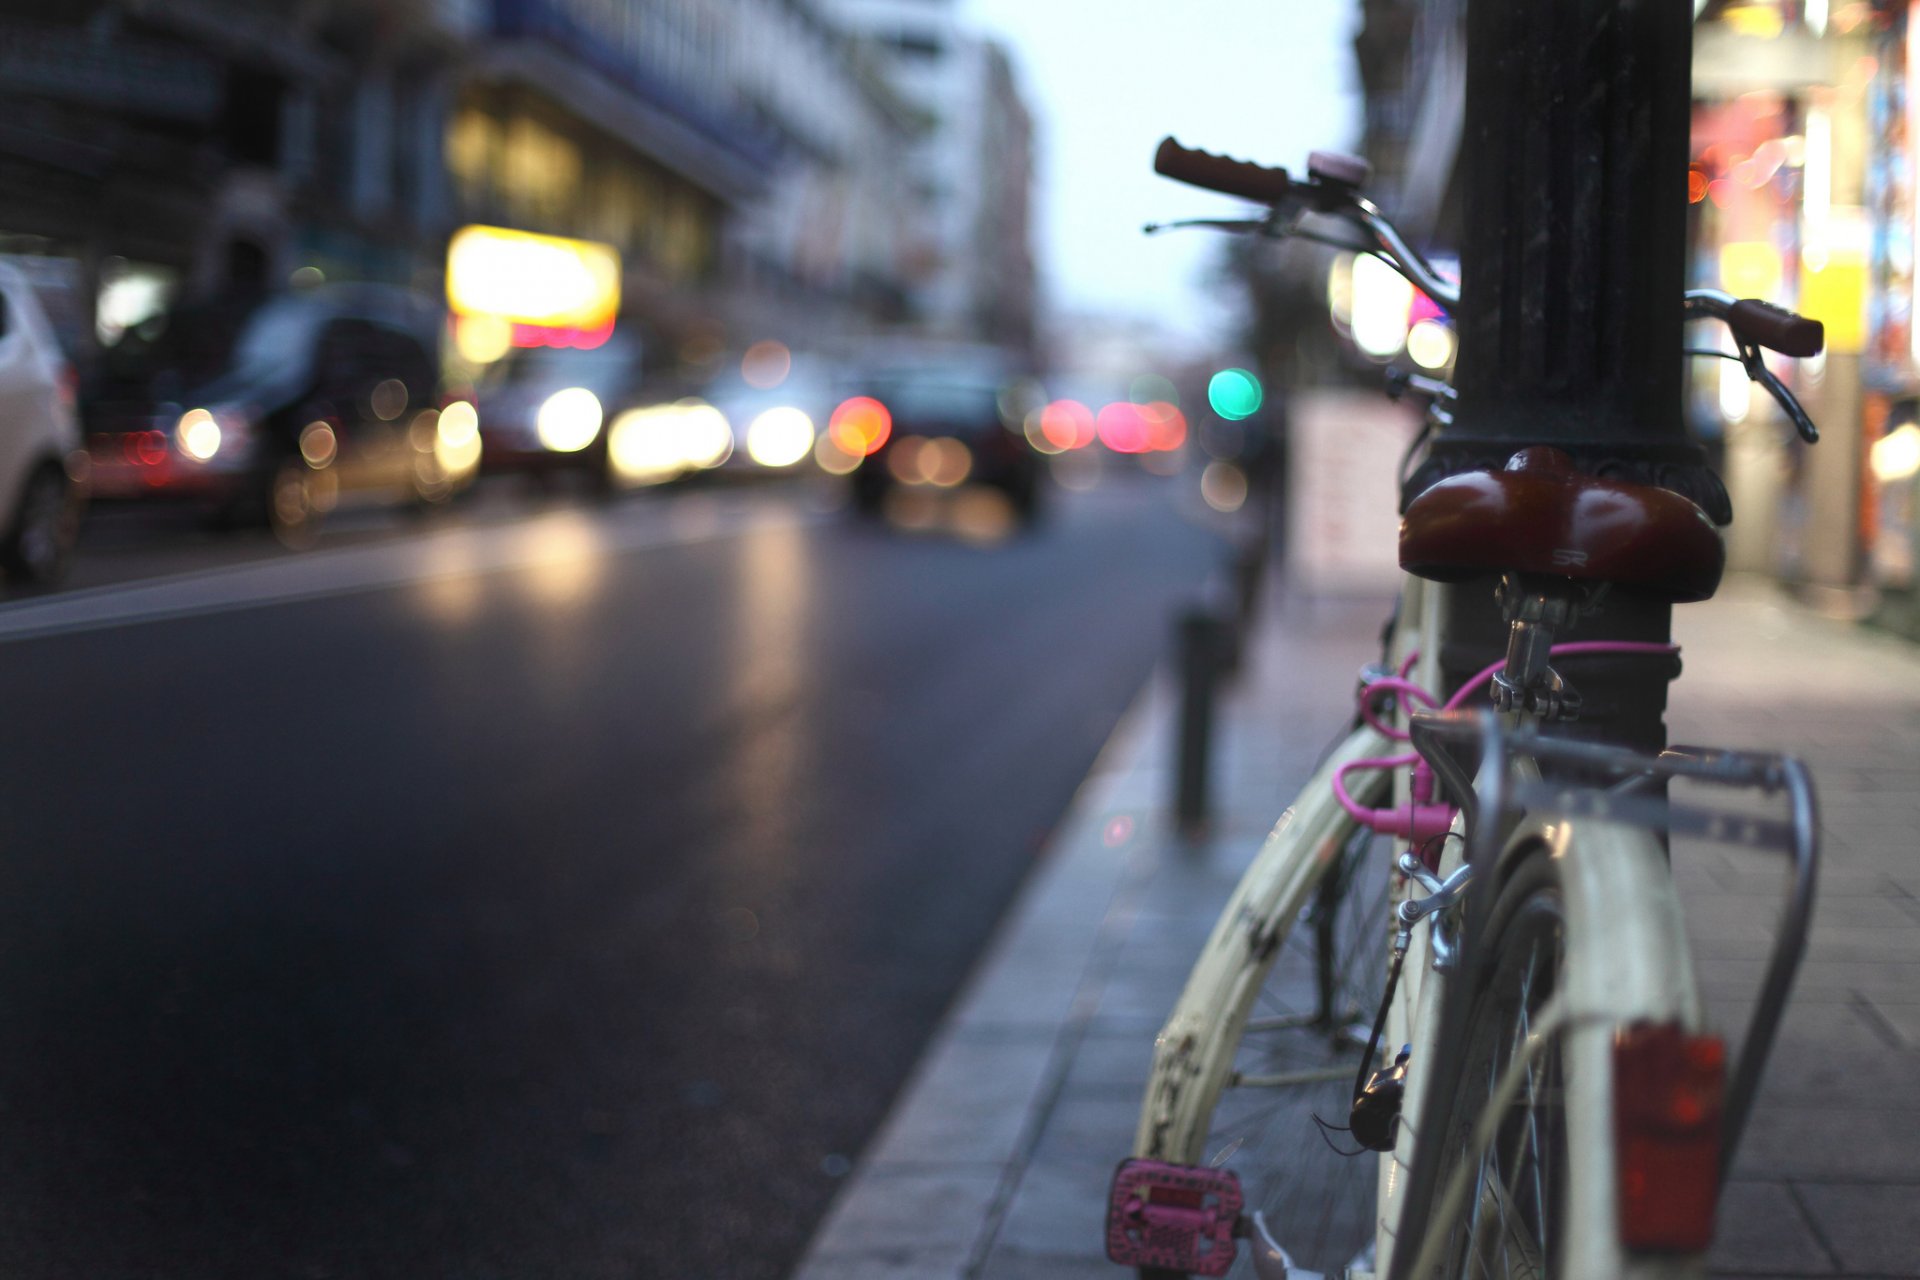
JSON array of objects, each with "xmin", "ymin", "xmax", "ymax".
[
  {"xmin": 1150, "ymin": 136, "xmax": 1824, "ymax": 446},
  {"xmin": 1684, "ymin": 289, "xmax": 1822, "ymax": 443},
  {"xmin": 1151, "ymin": 136, "xmax": 1459, "ymax": 310},
  {"xmin": 1683, "ymin": 289, "xmax": 1824, "ymax": 359},
  {"xmin": 1153, "ymin": 138, "xmax": 1293, "ymax": 204}
]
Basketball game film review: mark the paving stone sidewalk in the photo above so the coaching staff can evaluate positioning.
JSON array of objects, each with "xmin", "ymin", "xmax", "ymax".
[{"xmin": 791, "ymin": 579, "xmax": 1920, "ymax": 1280}]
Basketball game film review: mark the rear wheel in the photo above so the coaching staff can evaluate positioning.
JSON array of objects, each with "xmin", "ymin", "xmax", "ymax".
[
  {"xmin": 1392, "ymin": 817, "xmax": 1700, "ymax": 1280},
  {"xmin": 1409, "ymin": 851, "xmax": 1568, "ymax": 1279}
]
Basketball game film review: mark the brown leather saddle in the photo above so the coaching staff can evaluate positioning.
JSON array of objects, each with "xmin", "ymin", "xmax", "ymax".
[{"xmin": 1398, "ymin": 447, "xmax": 1724, "ymax": 602}]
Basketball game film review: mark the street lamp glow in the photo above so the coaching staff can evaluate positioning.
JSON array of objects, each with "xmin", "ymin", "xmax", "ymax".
[{"xmin": 1350, "ymin": 252, "xmax": 1414, "ymax": 359}]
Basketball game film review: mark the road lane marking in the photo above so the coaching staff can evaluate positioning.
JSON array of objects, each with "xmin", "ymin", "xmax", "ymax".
[{"xmin": 0, "ymin": 496, "xmax": 824, "ymax": 643}]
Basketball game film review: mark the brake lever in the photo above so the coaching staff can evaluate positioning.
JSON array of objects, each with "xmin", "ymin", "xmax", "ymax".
[
  {"xmin": 1141, "ymin": 218, "xmax": 1270, "ymax": 236},
  {"xmin": 1739, "ymin": 339, "xmax": 1820, "ymax": 444}
]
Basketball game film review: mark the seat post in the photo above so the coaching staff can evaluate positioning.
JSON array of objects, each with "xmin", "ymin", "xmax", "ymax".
[{"xmin": 1491, "ymin": 576, "xmax": 1586, "ymax": 720}]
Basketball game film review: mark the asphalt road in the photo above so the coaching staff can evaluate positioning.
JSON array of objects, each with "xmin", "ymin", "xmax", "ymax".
[{"xmin": 0, "ymin": 474, "xmax": 1227, "ymax": 1278}]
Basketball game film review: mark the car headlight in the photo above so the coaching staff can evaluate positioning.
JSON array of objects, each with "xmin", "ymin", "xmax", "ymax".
[
  {"xmin": 746, "ymin": 407, "xmax": 815, "ymax": 467},
  {"xmin": 536, "ymin": 387, "xmax": 604, "ymax": 452},
  {"xmin": 175, "ymin": 406, "xmax": 254, "ymax": 462},
  {"xmin": 175, "ymin": 408, "xmax": 223, "ymax": 460}
]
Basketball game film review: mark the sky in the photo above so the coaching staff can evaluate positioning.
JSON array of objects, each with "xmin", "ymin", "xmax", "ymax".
[{"xmin": 959, "ymin": 0, "xmax": 1362, "ymax": 355}]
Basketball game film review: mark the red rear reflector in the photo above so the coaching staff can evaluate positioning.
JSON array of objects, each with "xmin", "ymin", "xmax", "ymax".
[{"xmin": 1614, "ymin": 1021, "xmax": 1724, "ymax": 1253}]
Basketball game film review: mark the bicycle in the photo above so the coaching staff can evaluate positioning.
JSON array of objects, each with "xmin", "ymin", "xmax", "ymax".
[{"xmin": 1104, "ymin": 140, "xmax": 1825, "ymax": 1280}]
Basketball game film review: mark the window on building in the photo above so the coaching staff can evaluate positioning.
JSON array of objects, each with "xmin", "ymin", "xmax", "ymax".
[
  {"xmin": 225, "ymin": 67, "xmax": 284, "ymax": 166},
  {"xmin": 888, "ymin": 32, "xmax": 945, "ymax": 59}
]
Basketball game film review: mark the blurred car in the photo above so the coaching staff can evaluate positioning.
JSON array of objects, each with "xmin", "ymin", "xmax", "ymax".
[
  {"xmin": 698, "ymin": 349, "xmax": 841, "ymax": 475},
  {"xmin": 86, "ymin": 285, "xmax": 474, "ymax": 544},
  {"xmin": 838, "ymin": 360, "xmax": 1044, "ymax": 520},
  {"xmin": 476, "ymin": 336, "xmax": 762, "ymax": 491},
  {"xmin": 0, "ymin": 263, "xmax": 85, "ymax": 584},
  {"xmin": 473, "ymin": 335, "xmax": 644, "ymax": 490}
]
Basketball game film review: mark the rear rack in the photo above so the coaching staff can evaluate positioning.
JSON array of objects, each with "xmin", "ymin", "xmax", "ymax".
[{"xmin": 1407, "ymin": 709, "xmax": 1819, "ymax": 1179}]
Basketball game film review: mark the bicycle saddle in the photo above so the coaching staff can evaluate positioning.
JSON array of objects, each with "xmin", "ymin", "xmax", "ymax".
[{"xmin": 1399, "ymin": 447, "xmax": 1724, "ymax": 602}]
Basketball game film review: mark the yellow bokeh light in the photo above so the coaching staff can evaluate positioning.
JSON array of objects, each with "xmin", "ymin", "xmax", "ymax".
[
  {"xmin": 746, "ymin": 407, "xmax": 815, "ymax": 467},
  {"xmin": 1406, "ymin": 319, "xmax": 1456, "ymax": 371},
  {"xmin": 536, "ymin": 387, "xmax": 604, "ymax": 453},
  {"xmin": 608, "ymin": 407, "xmax": 686, "ymax": 485},
  {"xmin": 676, "ymin": 400, "xmax": 733, "ymax": 470},
  {"xmin": 436, "ymin": 401, "xmax": 482, "ymax": 475},
  {"xmin": 1350, "ymin": 253, "xmax": 1413, "ymax": 359},
  {"xmin": 1872, "ymin": 424, "xmax": 1920, "ymax": 484},
  {"xmin": 920, "ymin": 438, "xmax": 972, "ymax": 487},
  {"xmin": 815, "ymin": 432, "xmax": 862, "ymax": 475},
  {"xmin": 446, "ymin": 225, "xmax": 620, "ymax": 331},
  {"xmin": 177, "ymin": 408, "xmax": 222, "ymax": 461},
  {"xmin": 299, "ymin": 420, "xmax": 337, "ymax": 469},
  {"xmin": 455, "ymin": 314, "xmax": 514, "ymax": 365}
]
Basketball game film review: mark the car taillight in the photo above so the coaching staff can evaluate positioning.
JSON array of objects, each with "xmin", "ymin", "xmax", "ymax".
[
  {"xmin": 829, "ymin": 397, "xmax": 891, "ymax": 457},
  {"xmin": 127, "ymin": 431, "xmax": 168, "ymax": 466},
  {"xmin": 1613, "ymin": 1021, "xmax": 1724, "ymax": 1253}
]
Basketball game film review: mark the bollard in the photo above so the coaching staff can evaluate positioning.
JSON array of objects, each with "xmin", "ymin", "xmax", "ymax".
[{"xmin": 1175, "ymin": 606, "xmax": 1230, "ymax": 837}]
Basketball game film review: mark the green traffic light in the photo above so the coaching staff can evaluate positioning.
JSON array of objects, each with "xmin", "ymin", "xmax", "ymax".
[{"xmin": 1207, "ymin": 368, "xmax": 1263, "ymax": 420}]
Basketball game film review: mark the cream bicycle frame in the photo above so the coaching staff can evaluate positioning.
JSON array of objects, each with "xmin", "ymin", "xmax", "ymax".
[{"xmin": 1133, "ymin": 575, "xmax": 1710, "ymax": 1280}]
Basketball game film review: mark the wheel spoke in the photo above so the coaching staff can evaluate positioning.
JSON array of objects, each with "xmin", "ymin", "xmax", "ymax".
[{"xmin": 1420, "ymin": 879, "xmax": 1568, "ymax": 1279}]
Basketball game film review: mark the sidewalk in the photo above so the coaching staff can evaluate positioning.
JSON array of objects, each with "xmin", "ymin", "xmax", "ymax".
[{"xmin": 790, "ymin": 578, "xmax": 1920, "ymax": 1280}]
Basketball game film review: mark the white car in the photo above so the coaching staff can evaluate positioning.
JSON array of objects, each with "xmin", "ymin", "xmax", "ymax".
[{"xmin": 0, "ymin": 264, "xmax": 83, "ymax": 584}]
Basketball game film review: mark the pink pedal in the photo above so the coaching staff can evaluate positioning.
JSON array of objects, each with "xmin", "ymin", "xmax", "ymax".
[{"xmin": 1105, "ymin": 1158, "xmax": 1242, "ymax": 1275}]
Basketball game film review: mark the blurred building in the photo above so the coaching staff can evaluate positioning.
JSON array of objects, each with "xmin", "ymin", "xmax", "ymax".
[
  {"xmin": 1688, "ymin": 0, "xmax": 1877, "ymax": 610},
  {"xmin": 449, "ymin": 0, "xmax": 927, "ymax": 361},
  {"xmin": 817, "ymin": 0, "xmax": 1037, "ymax": 355},
  {"xmin": 0, "ymin": 0, "xmax": 472, "ymax": 357},
  {"xmin": 0, "ymin": 0, "xmax": 984, "ymax": 376}
]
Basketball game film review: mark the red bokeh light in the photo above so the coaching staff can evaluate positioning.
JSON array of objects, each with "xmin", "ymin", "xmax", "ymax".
[
  {"xmin": 1039, "ymin": 399, "xmax": 1096, "ymax": 450},
  {"xmin": 829, "ymin": 397, "xmax": 892, "ymax": 456},
  {"xmin": 1097, "ymin": 402, "xmax": 1149, "ymax": 454},
  {"xmin": 1140, "ymin": 402, "xmax": 1187, "ymax": 452}
]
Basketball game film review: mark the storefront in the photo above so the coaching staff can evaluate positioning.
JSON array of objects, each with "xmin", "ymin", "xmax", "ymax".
[
  {"xmin": 1861, "ymin": 2, "xmax": 1920, "ymax": 631},
  {"xmin": 1691, "ymin": 2, "xmax": 1876, "ymax": 605}
]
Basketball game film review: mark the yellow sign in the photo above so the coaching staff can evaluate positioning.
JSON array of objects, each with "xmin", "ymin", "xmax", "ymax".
[
  {"xmin": 1800, "ymin": 253, "xmax": 1867, "ymax": 355},
  {"xmin": 1719, "ymin": 241, "xmax": 1781, "ymax": 302},
  {"xmin": 446, "ymin": 225, "xmax": 620, "ymax": 332}
]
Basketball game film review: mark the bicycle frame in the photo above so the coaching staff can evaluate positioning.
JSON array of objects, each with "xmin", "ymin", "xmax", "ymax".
[{"xmin": 1124, "ymin": 568, "xmax": 1819, "ymax": 1280}]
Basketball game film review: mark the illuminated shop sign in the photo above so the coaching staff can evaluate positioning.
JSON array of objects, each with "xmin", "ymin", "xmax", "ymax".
[{"xmin": 445, "ymin": 225, "xmax": 620, "ymax": 356}]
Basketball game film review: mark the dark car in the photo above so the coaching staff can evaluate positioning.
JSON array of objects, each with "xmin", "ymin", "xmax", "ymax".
[
  {"xmin": 842, "ymin": 361, "xmax": 1043, "ymax": 521},
  {"xmin": 85, "ymin": 285, "xmax": 474, "ymax": 544}
]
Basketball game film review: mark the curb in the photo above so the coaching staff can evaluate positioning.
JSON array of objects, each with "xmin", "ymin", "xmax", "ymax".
[{"xmin": 790, "ymin": 677, "xmax": 1176, "ymax": 1279}]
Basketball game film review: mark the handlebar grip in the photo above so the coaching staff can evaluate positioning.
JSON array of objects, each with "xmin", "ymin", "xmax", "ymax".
[
  {"xmin": 1728, "ymin": 298, "xmax": 1824, "ymax": 358},
  {"xmin": 1153, "ymin": 136, "xmax": 1293, "ymax": 204}
]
